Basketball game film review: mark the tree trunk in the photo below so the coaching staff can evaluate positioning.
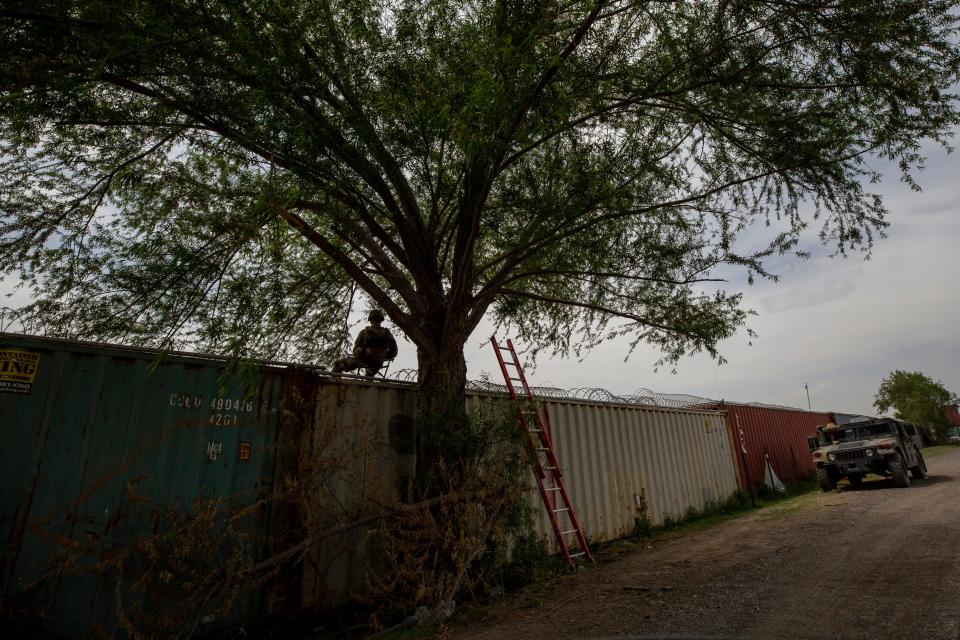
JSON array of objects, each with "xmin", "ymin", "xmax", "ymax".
[{"xmin": 413, "ymin": 319, "xmax": 471, "ymax": 497}]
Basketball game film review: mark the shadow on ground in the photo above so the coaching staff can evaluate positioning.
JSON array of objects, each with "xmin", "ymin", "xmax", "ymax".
[{"xmin": 838, "ymin": 474, "xmax": 953, "ymax": 492}]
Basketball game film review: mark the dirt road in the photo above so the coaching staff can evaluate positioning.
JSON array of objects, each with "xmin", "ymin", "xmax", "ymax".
[{"xmin": 450, "ymin": 448, "xmax": 960, "ymax": 640}]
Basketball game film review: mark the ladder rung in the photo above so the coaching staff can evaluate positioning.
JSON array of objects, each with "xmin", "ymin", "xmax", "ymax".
[{"xmin": 493, "ymin": 337, "xmax": 592, "ymax": 567}]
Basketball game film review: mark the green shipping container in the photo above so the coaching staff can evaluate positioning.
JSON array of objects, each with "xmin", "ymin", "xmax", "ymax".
[{"xmin": 0, "ymin": 333, "xmax": 417, "ymax": 638}]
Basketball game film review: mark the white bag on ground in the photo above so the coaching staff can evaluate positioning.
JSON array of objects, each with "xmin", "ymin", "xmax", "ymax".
[{"xmin": 763, "ymin": 455, "xmax": 786, "ymax": 492}]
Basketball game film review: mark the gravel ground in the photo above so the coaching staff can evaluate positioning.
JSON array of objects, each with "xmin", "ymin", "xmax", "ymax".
[{"xmin": 446, "ymin": 447, "xmax": 960, "ymax": 640}]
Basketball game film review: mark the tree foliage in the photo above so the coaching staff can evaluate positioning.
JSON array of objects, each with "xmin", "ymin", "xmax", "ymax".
[
  {"xmin": 874, "ymin": 370, "xmax": 958, "ymax": 440},
  {"xmin": 2, "ymin": 1, "xmax": 959, "ymax": 390}
]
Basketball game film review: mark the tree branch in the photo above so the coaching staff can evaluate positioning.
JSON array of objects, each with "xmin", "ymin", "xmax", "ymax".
[
  {"xmin": 236, "ymin": 491, "xmax": 474, "ymax": 577},
  {"xmin": 479, "ymin": 143, "xmax": 878, "ymax": 295},
  {"xmin": 495, "ymin": 268, "xmax": 725, "ymax": 288},
  {"xmin": 271, "ymin": 205, "xmax": 428, "ymax": 346},
  {"xmin": 498, "ymin": 287, "xmax": 709, "ymax": 342},
  {"xmin": 291, "ymin": 198, "xmax": 420, "ymax": 307}
]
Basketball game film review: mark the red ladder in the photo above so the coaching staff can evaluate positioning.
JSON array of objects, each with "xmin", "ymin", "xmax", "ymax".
[{"xmin": 490, "ymin": 336, "xmax": 593, "ymax": 565}]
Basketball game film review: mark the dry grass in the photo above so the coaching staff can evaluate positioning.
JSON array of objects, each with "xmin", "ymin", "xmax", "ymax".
[{"xmin": 24, "ymin": 392, "xmax": 533, "ymax": 639}]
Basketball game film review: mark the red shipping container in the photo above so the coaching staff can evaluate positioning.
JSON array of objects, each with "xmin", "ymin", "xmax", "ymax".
[
  {"xmin": 945, "ymin": 404, "xmax": 960, "ymax": 427},
  {"xmin": 704, "ymin": 402, "xmax": 833, "ymax": 487}
]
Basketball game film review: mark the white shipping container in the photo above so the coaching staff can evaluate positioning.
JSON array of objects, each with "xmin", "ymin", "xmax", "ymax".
[{"xmin": 466, "ymin": 393, "xmax": 741, "ymax": 552}]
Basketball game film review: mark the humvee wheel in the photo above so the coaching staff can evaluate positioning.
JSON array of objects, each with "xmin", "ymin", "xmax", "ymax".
[
  {"xmin": 817, "ymin": 467, "xmax": 837, "ymax": 492},
  {"xmin": 890, "ymin": 454, "xmax": 911, "ymax": 488},
  {"xmin": 911, "ymin": 453, "xmax": 928, "ymax": 480}
]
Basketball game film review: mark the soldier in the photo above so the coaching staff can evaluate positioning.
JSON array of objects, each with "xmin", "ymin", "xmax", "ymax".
[{"xmin": 332, "ymin": 309, "xmax": 398, "ymax": 377}]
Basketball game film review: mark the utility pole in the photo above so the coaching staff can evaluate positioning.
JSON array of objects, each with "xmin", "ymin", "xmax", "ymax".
[{"xmin": 805, "ymin": 382, "xmax": 811, "ymax": 411}]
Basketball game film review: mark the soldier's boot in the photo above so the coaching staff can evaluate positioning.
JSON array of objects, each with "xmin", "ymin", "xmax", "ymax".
[{"xmin": 332, "ymin": 357, "xmax": 355, "ymax": 373}]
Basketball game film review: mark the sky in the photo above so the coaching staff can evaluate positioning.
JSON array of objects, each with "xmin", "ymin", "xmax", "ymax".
[
  {"xmin": 2, "ymin": 138, "xmax": 958, "ymax": 418},
  {"xmin": 385, "ymin": 137, "xmax": 960, "ymax": 417}
]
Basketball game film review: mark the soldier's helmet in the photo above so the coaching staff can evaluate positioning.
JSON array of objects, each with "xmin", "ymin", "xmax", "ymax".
[{"xmin": 368, "ymin": 309, "xmax": 386, "ymax": 322}]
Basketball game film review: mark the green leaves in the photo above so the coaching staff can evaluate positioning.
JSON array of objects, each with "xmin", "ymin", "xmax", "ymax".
[
  {"xmin": 874, "ymin": 370, "xmax": 959, "ymax": 441},
  {"xmin": 1, "ymin": 1, "xmax": 958, "ymax": 369}
]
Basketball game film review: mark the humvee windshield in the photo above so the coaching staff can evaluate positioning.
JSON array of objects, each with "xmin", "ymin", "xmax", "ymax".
[{"xmin": 824, "ymin": 423, "xmax": 895, "ymax": 444}]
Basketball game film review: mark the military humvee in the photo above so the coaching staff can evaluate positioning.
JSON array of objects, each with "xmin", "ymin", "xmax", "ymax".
[{"xmin": 810, "ymin": 418, "xmax": 927, "ymax": 491}]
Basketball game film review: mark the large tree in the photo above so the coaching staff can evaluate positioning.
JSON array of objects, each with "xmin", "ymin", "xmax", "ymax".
[
  {"xmin": 875, "ymin": 370, "xmax": 958, "ymax": 441},
  {"xmin": 2, "ymin": 1, "xmax": 959, "ymax": 460}
]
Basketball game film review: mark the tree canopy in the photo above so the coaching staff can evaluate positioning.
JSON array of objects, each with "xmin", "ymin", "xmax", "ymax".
[
  {"xmin": 2, "ymin": 1, "xmax": 959, "ymax": 392},
  {"xmin": 874, "ymin": 370, "xmax": 958, "ymax": 441}
]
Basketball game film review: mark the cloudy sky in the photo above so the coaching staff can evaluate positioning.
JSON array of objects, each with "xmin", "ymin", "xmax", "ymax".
[
  {"xmin": 384, "ymin": 136, "xmax": 958, "ymax": 417},
  {"xmin": 3, "ymin": 135, "xmax": 957, "ymax": 418}
]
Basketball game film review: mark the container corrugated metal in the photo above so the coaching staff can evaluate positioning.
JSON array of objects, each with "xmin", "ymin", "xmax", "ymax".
[
  {"xmin": 468, "ymin": 393, "xmax": 741, "ymax": 551},
  {"xmin": 1, "ymin": 332, "xmax": 744, "ymax": 633},
  {"xmin": 706, "ymin": 402, "xmax": 833, "ymax": 486},
  {"xmin": 298, "ymin": 378, "xmax": 417, "ymax": 606},
  {"xmin": 535, "ymin": 400, "xmax": 739, "ymax": 549},
  {"xmin": 945, "ymin": 404, "xmax": 960, "ymax": 427},
  {"xmin": 0, "ymin": 333, "xmax": 417, "ymax": 638},
  {"xmin": 0, "ymin": 334, "xmax": 285, "ymax": 637}
]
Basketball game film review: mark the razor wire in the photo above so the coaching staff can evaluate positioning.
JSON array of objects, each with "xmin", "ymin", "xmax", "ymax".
[
  {"xmin": 0, "ymin": 307, "xmax": 38, "ymax": 334},
  {"xmin": 346, "ymin": 367, "xmax": 807, "ymax": 411},
  {"xmin": 384, "ymin": 368, "xmax": 716, "ymax": 409},
  {"xmin": 466, "ymin": 382, "xmax": 716, "ymax": 409}
]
